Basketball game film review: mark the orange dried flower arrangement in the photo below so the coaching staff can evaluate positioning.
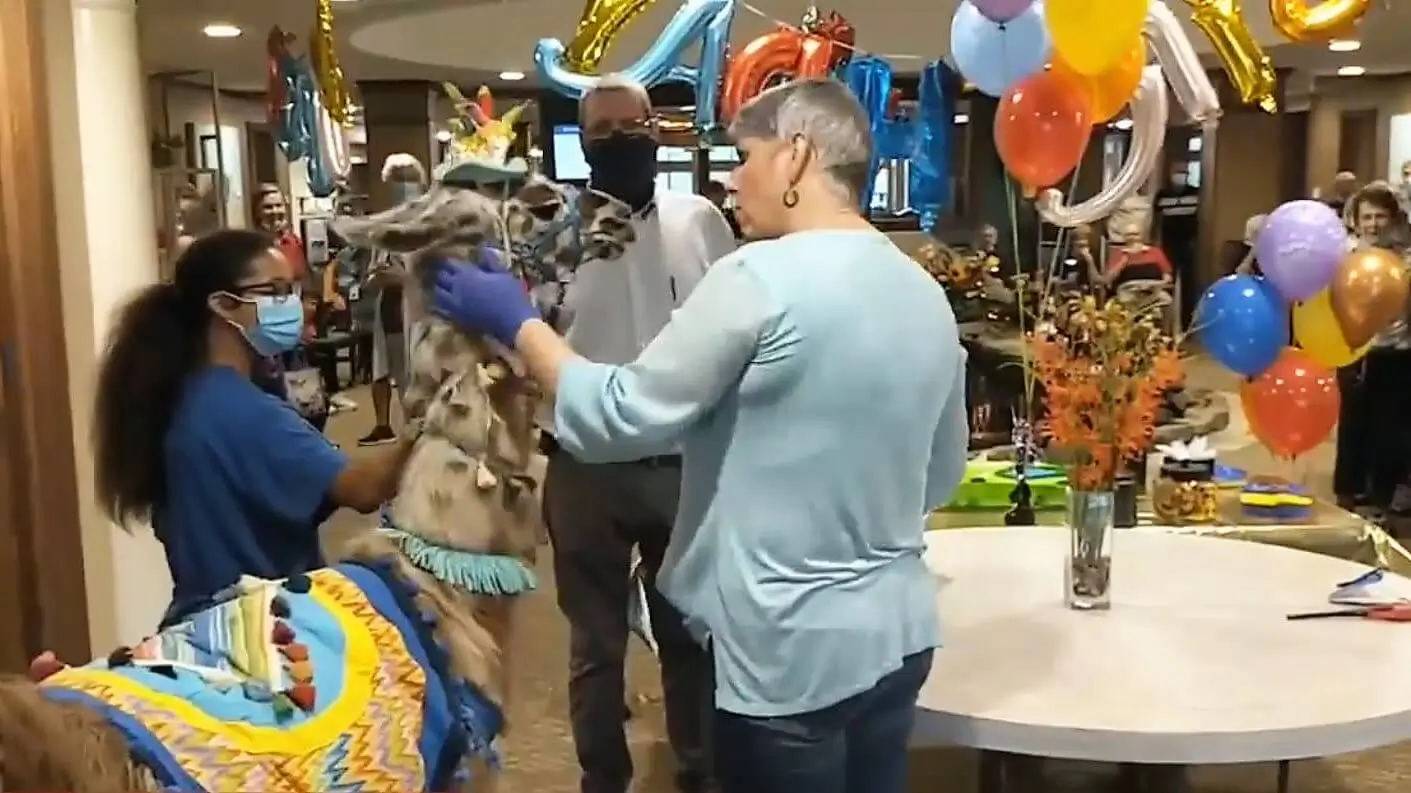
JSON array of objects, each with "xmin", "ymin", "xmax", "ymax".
[{"xmin": 1030, "ymin": 294, "xmax": 1184, "ymax": 492}]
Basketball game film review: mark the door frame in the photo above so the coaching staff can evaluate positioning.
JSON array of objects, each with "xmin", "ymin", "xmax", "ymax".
[{"xmin": 0, "ymin": 0, "xmax": 92, "ymax": 670}]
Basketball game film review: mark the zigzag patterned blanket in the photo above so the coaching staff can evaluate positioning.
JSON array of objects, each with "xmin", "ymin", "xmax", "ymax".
[{"xmin": 40, "ymin": 564, "xmax": 496, "ymax": 792}]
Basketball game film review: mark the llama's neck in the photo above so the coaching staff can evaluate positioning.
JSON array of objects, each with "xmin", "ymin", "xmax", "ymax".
[{"xmin": 338, "ymin": 532, "xmax": 519, "ymax": 708}]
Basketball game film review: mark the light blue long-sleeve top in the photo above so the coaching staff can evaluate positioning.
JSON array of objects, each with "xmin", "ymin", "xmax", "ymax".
[{"xmin": 554, "ymin": 228, "xmax": 969, "ymax": 717}]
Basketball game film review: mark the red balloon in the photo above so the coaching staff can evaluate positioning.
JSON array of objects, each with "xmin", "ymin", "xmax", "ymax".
[
  {"xmin": 1239, "ymin": 347, "xmax": 1340, "ymax": 459},
  {"xmin": 994, "ymin": 69, "xmax": 1092, "ymax": 190}
]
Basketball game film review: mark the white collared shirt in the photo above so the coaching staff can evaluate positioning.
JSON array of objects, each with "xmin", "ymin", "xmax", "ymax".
[{"xmin": 540, "ymin": 191, "xmax": 737, "ymax": 433}]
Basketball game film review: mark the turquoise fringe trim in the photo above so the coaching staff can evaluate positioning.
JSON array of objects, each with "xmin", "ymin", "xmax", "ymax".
[{"xmin": 377, "ymin": 520, "xmax": 538, "ymax": 596}]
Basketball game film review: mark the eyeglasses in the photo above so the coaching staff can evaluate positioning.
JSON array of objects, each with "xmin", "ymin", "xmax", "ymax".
[
  {"xmin": 235, "ymin": 280, "xmax": 302, "ymax": 302},
  {"xmin": 582, "ymin": 116, "xmax": 656, "ymax": 141}
]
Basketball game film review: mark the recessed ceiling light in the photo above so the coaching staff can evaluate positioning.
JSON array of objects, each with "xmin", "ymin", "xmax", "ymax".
[
  {"xmin": 499, "ymin": 71, "xmax": 526, "ymax": 81},
  {"xmin": 435, "ymin": 130, "xmax": 453, "ymax": 142},
  {"xmin": 953, "ymin": 113, "xmax": 969, "ymax": 124},
  {"xmin": 202, "ymin": 23, "xmax": 242, "ymax": 38},
  {"xmin": 1338, "ymin": 65, "xmax": 1367, "ymax": 77},
  {"xmin": 1111, "ymin": 118, "xmax": 1134, "ymax": 130},
  {"xmin": 1329, "ymin": 39, "xmax": 1361, "ymax": 52}
]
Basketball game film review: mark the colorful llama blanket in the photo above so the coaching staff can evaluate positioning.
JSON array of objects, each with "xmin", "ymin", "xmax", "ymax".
[{"xmin": 39, "ymin": 563, "xmax": 498, "ymax": 793}]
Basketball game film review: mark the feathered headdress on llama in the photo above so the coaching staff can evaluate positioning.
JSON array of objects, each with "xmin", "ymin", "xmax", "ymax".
[{"xmin": 434, "ymin": 83, "xmax": 530, "ymax": 186}]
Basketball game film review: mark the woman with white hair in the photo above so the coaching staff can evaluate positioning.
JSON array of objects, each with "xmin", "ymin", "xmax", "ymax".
[{"xmin": 430, "ymin": 77, "xmax": 967, "ymax": 792}]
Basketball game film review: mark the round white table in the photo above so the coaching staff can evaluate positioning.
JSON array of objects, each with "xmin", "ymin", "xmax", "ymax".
[{"xmin": 915, "ymin": 528, "xmax": 1411, "ymax": 790}]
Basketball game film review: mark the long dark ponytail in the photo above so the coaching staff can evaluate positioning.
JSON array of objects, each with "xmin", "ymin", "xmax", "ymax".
[{"xmin": 92, "ymin": 229, "xmax": 273, "ymax": 528}]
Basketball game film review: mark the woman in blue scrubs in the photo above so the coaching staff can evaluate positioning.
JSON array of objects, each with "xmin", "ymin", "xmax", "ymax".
[{"xmin": 91, "ymin": 229, "xmax": 415, "ymax": 626}]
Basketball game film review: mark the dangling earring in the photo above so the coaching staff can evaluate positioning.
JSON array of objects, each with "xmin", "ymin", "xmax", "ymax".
[{"xmin": 782, "ymin": 188, "xmax": 799, "ymax": 208}]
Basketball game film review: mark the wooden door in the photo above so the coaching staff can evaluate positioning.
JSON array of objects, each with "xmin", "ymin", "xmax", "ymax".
[{"xmin": 0, "ymin": 0, "xmax": 91, "ymax": 671}]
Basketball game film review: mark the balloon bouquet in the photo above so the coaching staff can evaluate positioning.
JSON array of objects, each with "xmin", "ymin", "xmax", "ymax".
[
  {"xmin": 265, "ymin": 0, "xmax": 354, "ymax": 199},
  {"xmin": 1196, "ymin": 200, "xmax": 1409, "ymax": 459},
  {"xmin": 534, "ymin": 0, "xmax": 955, "ymax": 229}
]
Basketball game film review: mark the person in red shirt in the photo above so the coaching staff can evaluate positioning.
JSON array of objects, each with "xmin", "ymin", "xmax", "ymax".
[{"xmin": 1104, "ymin": 222, "xmax": 1173, "ymax": 292}]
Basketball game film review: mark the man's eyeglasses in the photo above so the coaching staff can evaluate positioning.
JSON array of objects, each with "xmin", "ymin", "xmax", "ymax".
[{"xmin": 582, "ymin": 116, "xmax": 656, "ymax": 141}]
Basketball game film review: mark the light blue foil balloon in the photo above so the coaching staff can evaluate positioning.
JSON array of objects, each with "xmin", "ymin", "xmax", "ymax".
[
  {"xmin": 950, "ymin": 0, "xmax": 1050, "ymax": 98},
  {"xmin": 840, "ymin": 57, "xmax": 893, "ymax": 211},
  {"xmin": 907, "ymin": 60, "xmax": 952, "ymax": 231},
  {"xmin": 534, "ymin": 0, "xmax": 736, "ymax": 105}
]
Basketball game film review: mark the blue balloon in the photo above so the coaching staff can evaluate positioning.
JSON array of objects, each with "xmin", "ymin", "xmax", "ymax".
[
  {"xmin": 1196, "ymin": 274, "xmax": 1288, "ymax": 377},
  {"xmin": 950, "ymin": 0, "xmax": 1050, "ymax": 98},
  {"xmin": 840, "ymin": 57, "xmax": 894, "ymax": 210},
  {"xmin": 907, "ymin": 60, "xmax": 952, "ymax": 231},
  {"xmin": 534, "ymin": 0, "xmax": 737, "ymax": 101}
]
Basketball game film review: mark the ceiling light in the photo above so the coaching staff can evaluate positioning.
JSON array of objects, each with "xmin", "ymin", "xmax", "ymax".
[
  {"xmin": 953, "ymin": 113, "xmax": 969, "ymax": 124},
  {"xmin": 1328, "ymin": 39, "xmax": 1361, "ymax": 52},
  {"xmin": 202, "ymin": 23, "xmax": 242, "ymax": 38},
  {"xmin": 1338, "ymin": 65, "xmax": 1367, "ymax": 77},
  {"xmin": 1111, "ymin": 118, "xmax": 1134, "ymax": 130},
  {"xmin": 499, "ymin": 71, "xmax": 526, "ymax": 81},
  {"xmin": 435, "ymin": 130, "xmax": 453, "ymax": 142}
]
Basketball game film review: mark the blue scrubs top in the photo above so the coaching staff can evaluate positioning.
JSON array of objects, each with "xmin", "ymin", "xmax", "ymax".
[{"xmin": 154, "ymin": 365, "xmax": 348, "ymax": 626}]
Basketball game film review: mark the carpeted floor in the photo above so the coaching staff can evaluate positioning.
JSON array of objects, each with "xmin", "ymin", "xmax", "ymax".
[{"xmin": 317, "ymin": 357, "xmax": 1411, "ymax": 792}]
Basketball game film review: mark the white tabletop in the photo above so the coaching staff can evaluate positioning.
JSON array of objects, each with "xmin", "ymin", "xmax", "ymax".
[{"xmin": 914, "ymin": 528, "xmax": 1411, "ymax": 764}]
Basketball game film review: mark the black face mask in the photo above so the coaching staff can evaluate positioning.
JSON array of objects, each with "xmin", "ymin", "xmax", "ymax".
[{"xmin": 584, "ymin": 133, "xmax": 658, "ymax": 211}]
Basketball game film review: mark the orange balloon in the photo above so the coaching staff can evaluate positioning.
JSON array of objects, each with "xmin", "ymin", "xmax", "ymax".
[
  {"xmin": 994, "ymin": 69, "xmax": 1092, "ymax": 190},
  {"xmin": 719, "ymin": 14, "xmax": 855, "ymax": 122},
  {"xmin": 1329, "ymin": 247, "xmax": 1411, "ymax": 348},
  {"xmin": 1052, "ymin": 41, "xmax": 1146, "ymax": 123},
  {"xmin": 1239, "ymin": 347, "xmax": 1340, "ymax": 459}
]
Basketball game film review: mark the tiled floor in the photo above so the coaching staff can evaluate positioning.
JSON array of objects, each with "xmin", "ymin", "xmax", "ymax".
[{"xmin": 317, "ymin": 356, "xmax": 1411, "ymax": 792}]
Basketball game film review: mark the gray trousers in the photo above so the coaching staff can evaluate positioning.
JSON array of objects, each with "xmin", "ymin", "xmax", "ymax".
[{"xmin": 543, "ymin": 447, "xmax": 714, "ymax": 793}]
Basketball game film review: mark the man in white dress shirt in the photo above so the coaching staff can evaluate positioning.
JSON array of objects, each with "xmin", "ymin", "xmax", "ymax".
[{"xmin": 541, "ymin": 74, "xmax": 736, "ymax": 793}]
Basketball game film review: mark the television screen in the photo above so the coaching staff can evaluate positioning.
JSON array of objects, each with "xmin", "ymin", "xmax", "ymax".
[{"xmin": 551, "ymin": 124, "xmax": 589, "ymax": 181}]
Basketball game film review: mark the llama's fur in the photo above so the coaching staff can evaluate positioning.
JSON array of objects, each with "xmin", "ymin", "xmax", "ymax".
[{"xmin": 0, "ymin": 176, "xmax": 635, "ymax": 792}]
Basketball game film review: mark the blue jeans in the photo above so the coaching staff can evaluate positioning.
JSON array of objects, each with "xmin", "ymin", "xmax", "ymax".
[{"xmin": 712, "ymin": 650, "xmax": 933, "ymax": 793}]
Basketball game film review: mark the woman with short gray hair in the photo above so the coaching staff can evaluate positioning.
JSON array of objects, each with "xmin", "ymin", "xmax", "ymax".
[{"xmin": 430, "ymin": 77, "xmax": 967, "ymax": 793}]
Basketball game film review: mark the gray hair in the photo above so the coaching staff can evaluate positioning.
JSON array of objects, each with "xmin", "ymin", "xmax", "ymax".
[
  {"xmin": 728, "ymin": 78, "xmax": 873, "ymax": 204},
  {"xmin": 580, "ymin": 73, "xmax": 652, "ymax": 122}
]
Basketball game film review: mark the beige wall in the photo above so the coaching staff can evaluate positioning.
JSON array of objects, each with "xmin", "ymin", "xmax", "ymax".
[{"xmin": 1306, "ymin": 74, "xmax": 1411, "ymax": 194}]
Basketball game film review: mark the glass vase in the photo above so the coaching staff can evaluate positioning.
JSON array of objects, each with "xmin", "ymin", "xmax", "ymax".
[{"xmin": 1064, "ymin": 489, "xmax": 1115, "ymax": 610}]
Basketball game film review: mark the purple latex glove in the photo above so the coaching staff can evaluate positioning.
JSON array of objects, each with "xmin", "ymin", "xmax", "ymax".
[{"xmin": 430, "ymin": 248, "xmax": 537, "ymax": 347}]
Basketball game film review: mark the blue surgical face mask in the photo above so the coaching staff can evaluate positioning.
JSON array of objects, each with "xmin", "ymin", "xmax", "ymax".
[{"xmin": 228, "ymin": 294, "xmax": 304, "ymax": 356}]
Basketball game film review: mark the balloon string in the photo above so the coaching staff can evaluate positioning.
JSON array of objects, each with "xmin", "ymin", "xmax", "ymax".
[
  {"xmin": 738, "ymin": 2, "xmax": 929, "ymax": 61},
  {"xmin": 1007, "ymin": 156, "xmax": 1085, "ymax": 420}
]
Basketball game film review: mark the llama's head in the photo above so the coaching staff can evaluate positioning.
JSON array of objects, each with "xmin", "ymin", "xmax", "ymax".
[{"xmin": 333, "ymin": 177, "xmax": 635, "ymax": 302}]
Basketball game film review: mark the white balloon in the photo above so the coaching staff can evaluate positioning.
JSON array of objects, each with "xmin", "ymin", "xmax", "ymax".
[
  {"xmin": 1037, "ymin": 66, "xmax": 1169, "ymax": 228},
  {"xmin": 1144, "ymin": 1, "xmax": 1220, "ymax": 126}
]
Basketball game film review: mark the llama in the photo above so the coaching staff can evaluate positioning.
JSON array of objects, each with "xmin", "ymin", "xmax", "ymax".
[{"xmin": 0, "ymin": 93, "xmax": 636, "ymax": 793}]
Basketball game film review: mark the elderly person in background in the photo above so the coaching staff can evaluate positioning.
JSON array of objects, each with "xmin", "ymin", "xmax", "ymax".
[
  {"xmin": 430, "ymin": 77, "xmax": 966, "ymax": 793},
  {"xmin": 1337, "ymin": 183, "xmax": 1411, "ymax": 518},
  {"xmin": 1326, "ymin": 170, "xmax": 1359, "ymax": 224},
  {"xmin": 1233, "ymin": 213, "xmax": 1267, "ymax": 275}
]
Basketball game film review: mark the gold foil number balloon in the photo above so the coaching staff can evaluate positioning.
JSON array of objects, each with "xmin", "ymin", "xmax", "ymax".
[
  {"xmin": 1185, "ymin": 0, "xmax": 1278, "ymax": 112},
  {"xmin": 1269, "ymin": 0, "xmax": 1372, "ymax": 43},
  {"xmin": 310, "ymin": 0, "xmax": 353, "ymax": 125},
  {"xmin": 564, "ymin": 0, "xmax": 662, "ymax": 73}
]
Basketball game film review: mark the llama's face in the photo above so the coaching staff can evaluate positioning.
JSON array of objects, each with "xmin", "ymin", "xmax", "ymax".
[{"xmin": 332, "ymin": 176, "xmax": 636, "ymax": 288}]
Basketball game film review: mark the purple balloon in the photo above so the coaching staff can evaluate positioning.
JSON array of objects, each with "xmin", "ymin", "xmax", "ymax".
[
  {"xmin": 971, "ymin": 0, "xmax": 1036, "ymax": 22},
  {"xmin": 1253, "ymin": 199, "xmax": 1349, "ymax": 302}
]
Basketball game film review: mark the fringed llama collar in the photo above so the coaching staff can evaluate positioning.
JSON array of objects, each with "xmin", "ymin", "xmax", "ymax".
[{"xmin": 377, "ymin": 511, "xmax": 538, "ymax": 597}]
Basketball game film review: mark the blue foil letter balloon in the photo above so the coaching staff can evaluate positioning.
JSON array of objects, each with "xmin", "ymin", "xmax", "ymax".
[
  {"xmin": 840, "ymin": 56, "xmax": 893, "ymax": 211},
  {"xmin": 907, "ymin": 60, "xmax": 952, "ymax": 231},
  {"xmin": 535, "ymin": 0, "xmax": 737, "ymax": 133}
]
